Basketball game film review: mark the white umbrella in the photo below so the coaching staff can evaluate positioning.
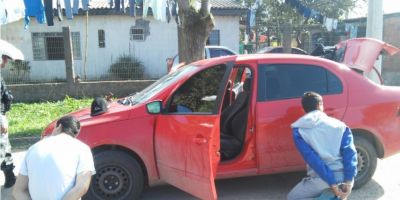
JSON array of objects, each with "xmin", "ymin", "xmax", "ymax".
[{"xmin": 0, "ymin": 39, "xmax": 24, "ymax": 60}]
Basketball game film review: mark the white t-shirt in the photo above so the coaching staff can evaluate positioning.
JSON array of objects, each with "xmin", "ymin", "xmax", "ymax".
[{"xmin": 19, "ymin": 133, "xmax": 96, "ymax": 200}]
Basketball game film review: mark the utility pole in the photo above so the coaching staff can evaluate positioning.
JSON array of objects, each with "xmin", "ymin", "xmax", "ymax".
[
  {"xmin": 366, "ymin": 0, "xmax": 383, "ymax": 82},
  {"xmin": 63, "ymin": 26, "xmax": 75, "ymax": 86}
]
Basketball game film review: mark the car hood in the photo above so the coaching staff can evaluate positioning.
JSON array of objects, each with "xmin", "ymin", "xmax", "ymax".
[
  {"xmin": 42, "ymin": 101, "xmax": 134, "ymax": 137},
  {"xmin": 337, "ymin": 38, "xmax": 400, "ymax": 73},
  {"xmin": 71, "ymin": 101, "xmax": 133, "ymax": 126}
]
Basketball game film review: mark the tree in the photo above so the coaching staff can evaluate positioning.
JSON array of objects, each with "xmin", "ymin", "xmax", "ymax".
[
  {"xmin": 177, "ymin": 0, "xmax": 214, "ymax": 64},
  {"xmin": 239, "ymin": 0, "xmax": 363, "ymax": 48}
]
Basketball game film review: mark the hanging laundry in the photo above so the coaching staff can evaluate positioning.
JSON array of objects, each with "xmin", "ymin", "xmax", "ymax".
[
  {"xmin": 0, "ymin": 1, "xmax": 6, "ymax": 25},
  {"xmin": 143, "ymin": 0, "xmax": 166, "ymax": 21},
  {"xmin": 350, "ymin": 25, "xmax": 358, "ymax": 39},
  {"xmin": 332, "ymin": 19, "xmax": 338, "ymax": 30},
  {"xmin": 23, "ymin": 0, "xmax": 46, "ymax": 29},
  {"xmin": 57, "ymin": 0, "xmax": 63, "ymax": 21},
  {"xmin": 143, "ymin": 0, "xmax": 155, "ymax": 18},
  {"xmin": 114, "ymin": 0, "xmax": 125, "ymax": 12},
  {"xmin": 44, "ymin": 0, "xmax": 54, "ymax": 26},
  {"xmin": 64, "ymin": 0, "xmax": 73, "ymax": 19},
  {"xmin": 73, "ymin": 0, "xmax": 79, "ymax": 14},
  {"xmin": 172, "ymin": 0, "xmax": 179, "ymax": 25},
  {"xmin": 129, "ymin": 0, "xmax": 135, "ymax": 17},
  {"xmin": 325, "ymin": 18, "xmax": 333, "ymax": 31},
  {"xmin": 3, "ymin": 0, "xmax": 25, "ymax": 24},
  {"xmin": 166, "ymin": 0, "xmax": 171, "ymax": 22},
  {"xmin": 345, "ymin": 23, "xmax": 351, "ymax": 32},
  {"xmin": 158, "ymin": 0, "xmax": 167, "ymax": 22}
]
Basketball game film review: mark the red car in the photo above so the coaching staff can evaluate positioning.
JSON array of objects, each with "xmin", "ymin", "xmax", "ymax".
[{"xmin": 43, "ymin": 38, "xmax": 400, "ymax": 200}]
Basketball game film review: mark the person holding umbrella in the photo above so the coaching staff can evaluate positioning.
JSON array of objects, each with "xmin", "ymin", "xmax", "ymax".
[{"xmin": 0, "ymin": 39, "xmax": 24, "ymax": 188}]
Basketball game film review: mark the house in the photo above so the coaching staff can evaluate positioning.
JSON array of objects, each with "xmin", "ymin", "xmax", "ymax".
[{"xmin": 0, "ymin": 0, "xmax": 246, "ymax": 82}]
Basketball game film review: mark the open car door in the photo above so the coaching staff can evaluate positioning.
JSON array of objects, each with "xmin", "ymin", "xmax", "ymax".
[{"xmin": 154, "ymin": 61, "xmax": 233, "ymax": 199}]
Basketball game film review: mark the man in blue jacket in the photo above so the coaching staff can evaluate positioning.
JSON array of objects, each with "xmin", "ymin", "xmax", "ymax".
[{"xmin": 287, "ymin": 92, "xmax": 358, "ymax": 200}]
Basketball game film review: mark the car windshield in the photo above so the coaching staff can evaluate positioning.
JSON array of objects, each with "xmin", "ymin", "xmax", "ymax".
[{"xmin": 119, "ymin": 65, "xmax": 198, "ymax": 105}]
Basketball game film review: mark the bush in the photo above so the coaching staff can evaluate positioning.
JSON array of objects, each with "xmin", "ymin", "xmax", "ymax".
[{"xmin": 109, "ymin": 55, "xmax": 144, "ymax": 80}]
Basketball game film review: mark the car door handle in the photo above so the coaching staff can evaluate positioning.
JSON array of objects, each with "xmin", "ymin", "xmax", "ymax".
[{"xmin": 193, "ymin": 135, "xmax": 207, "ymax": 145}]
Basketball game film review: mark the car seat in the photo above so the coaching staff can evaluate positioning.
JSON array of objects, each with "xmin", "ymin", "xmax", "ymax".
[{"xmin": 220, "ymin": 78, "xmax": 251, "ymax": 160}]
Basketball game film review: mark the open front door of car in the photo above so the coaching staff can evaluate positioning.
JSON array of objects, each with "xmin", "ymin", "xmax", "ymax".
[{"xmin": 154, "ymin": 61, "xmax": 234, "ymax": 200}]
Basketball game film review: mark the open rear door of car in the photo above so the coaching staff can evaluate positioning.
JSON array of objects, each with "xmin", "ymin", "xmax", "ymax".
[{"xmin": 154, "ymin": 60, "xmax": 234, "ymax": 200}]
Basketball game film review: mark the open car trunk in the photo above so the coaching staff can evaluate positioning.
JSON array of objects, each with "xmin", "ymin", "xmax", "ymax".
[{"xmin": 335, "ymin": 38, "xmax": 400, "ymax": 84}]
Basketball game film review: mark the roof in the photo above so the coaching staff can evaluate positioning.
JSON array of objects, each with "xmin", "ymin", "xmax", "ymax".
[{"xmin": 62, "ymin": 0, "xmax": 246, "ymax": 16}]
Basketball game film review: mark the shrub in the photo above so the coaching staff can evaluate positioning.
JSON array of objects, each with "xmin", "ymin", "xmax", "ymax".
[{"xmin": 109, "ymin": 55, "xmax": 144, "ymax": 80}]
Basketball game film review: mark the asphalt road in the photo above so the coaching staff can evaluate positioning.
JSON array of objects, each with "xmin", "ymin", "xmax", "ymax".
[{"xmin": 2, "ymin": 152, "xmax": 400, "ymax": 200}]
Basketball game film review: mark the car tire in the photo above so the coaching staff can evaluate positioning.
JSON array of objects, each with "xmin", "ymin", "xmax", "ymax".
[
  {"xmin": 353, "ymin": 136, "xmax": 377, "ymax": 189},
  {"xmin": 83, "ymin": 150, "xmax": 144, "ymax": 200}
]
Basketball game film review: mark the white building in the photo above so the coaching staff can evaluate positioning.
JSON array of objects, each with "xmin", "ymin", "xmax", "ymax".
[{"xmin": 0, "ymin": 0, "xmax": 245, "ymax": 82}]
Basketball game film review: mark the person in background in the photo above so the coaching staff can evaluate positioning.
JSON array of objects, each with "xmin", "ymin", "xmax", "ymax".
[
  {"xmin": 13, "ymin": 116, "xmax": 95, "ymax": 200},
  {"xmin": 0, "ymin": 54, "xmax": 16, "ymax": 188},
  {"xmin": 287, "ymin": 92, "xmax": 357, "ymax": 200}
]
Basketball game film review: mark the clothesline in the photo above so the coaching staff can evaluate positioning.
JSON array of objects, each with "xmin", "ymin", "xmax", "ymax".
[{"xmin": 0, "ymin": 0, "xmax": 179, "ymax": 30}]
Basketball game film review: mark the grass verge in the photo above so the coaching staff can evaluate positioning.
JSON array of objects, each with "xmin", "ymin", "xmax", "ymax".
[{"xmin": 7, "ymin": 97, "xmax": 92, "ymax": 138}]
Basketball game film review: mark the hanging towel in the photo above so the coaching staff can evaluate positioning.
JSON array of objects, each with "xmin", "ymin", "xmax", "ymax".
[
  {"xmin": 64, "ymin": 0, "xmax": 73, "ymax": 19},
  {"xmin": 129, "ymin": 0, "xmax": 135, "ymax": 16},
  {"xmin": 44, "ymin": 0, "xmax": 53, "ymax": 26},
  {"xmin": 23, "ymin": 0, "xmax": 46, "ymax": 29},
  {"xmin": 82, "ymin": 0, "xmax": 89, "ymax": 11},
  {"xmin": 143, "ymin": 0, "xmax": 156, "ymax": 18},
  {"xmin": 3, "ymin": 0, "xmax": 25, "ymax": 24},
  {"xmin": 57, "ymin": 0, "xmax": 63, "ymax": 21},
  {"xmin": 73, "ymin": 0, "xmax": 79, "ymax": 14}
]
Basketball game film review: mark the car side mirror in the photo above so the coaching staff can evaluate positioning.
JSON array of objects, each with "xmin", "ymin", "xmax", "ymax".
[{"xmin": 146, "ymin": 101, "xmax": 162, "ymax": 114}]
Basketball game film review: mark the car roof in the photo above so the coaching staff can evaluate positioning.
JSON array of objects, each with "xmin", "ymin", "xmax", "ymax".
[{"xmin": 192, "ymin": 53, "xmax": 345, "ymax": 68}]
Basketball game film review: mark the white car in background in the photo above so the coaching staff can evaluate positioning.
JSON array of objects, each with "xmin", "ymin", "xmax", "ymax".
[{"xmin": 168, "ymin": 45, "xmax": 237, "ymax": 73}]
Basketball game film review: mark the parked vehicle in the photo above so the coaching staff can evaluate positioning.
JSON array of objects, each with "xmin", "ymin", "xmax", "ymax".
[
  {"xmin": 43, "ymin": 38, "xmax": 400, "ymax": 200},
  {"xmin": 257, "ymin": 46, "xmax": 308, "ymax": 55},
  {"xmin": 167, "ymin": 45, "xmax": 237, "ymax": 73}
]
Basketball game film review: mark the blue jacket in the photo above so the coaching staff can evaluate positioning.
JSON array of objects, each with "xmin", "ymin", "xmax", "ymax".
[{"xmin": 291, "ymin": 110, "xmax": 357, "ymax": 185}]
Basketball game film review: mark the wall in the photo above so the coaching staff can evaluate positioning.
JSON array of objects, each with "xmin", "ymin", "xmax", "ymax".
[
  {"xmin": 0, "ymin": 15, "xmax": 241, "ymax": 81},
  {"xmin": 8, "ymin": 80, "xmax": 155, "ymax": 102}
]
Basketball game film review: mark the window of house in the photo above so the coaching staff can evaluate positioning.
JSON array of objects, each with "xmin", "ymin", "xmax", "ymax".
[
  {"xmin": 167, "ymin": 65, "xmax": 227, "ymax": 114},
  {"xmin": 207, "ymin": 30, "xmax": 220, "ymax": 45},
  {"xmin": 257, "ymin": 64, "xmax": 343, "ymax": 101},
  {"xmin": 130, "ymin": 27, "xmax": 145, "ymax": 41},
  {"xmin": 98, "ymin": 29, "xmax": 105, "ymax": 48},
  {"xmin": 32, "ymin": 32, "xmax": 81, "ymax": 60}
]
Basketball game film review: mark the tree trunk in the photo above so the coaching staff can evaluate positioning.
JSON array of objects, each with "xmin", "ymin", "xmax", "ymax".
[{"xmin": 177, "ymin": 0, "xmax": 214, "ymax": 64}]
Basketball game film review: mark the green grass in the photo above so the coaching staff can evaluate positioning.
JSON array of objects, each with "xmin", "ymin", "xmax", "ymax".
[{"xmin": 7, "ymin": 97, "xmax": 92, "ymax": 138}]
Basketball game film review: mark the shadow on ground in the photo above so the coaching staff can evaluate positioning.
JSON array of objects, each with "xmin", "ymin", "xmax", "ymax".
[{"xmin": 140, "ymin": 172, "xmax": 385, "ymax": 200}]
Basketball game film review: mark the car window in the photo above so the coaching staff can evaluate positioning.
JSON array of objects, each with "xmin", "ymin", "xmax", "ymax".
[
  {"xmin": 167, "ymin": 64, "xmax": 227, "ymax": 114},
  {"xmin": 257, "ymin": 64, "xmax": 343, "ymax": 101},
  {"xmin": 125, "ymin": 65, "xmax": 198, "ymax": 105},
  {"xmin": 209, "ymin": 49, "xmax": 235, "ymax": 58}
]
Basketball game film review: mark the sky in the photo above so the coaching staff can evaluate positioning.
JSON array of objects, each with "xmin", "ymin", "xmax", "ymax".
[
  {"xmin": 349, "ymin": 0, "xmax": 400, "ymax": 18},
  {"xmin": 383, "ymin": 0, "xmax": 400, "ymax": 14}
]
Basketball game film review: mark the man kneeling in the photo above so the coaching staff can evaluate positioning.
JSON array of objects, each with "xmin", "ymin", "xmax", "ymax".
[{"xmin": 287, "ymin": 92, "xmax": 357, "ymax": 200}]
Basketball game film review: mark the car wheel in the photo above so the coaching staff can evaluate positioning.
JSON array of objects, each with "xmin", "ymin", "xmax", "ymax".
[
  {"xmin": 353, "ymin": 136, "xmax": 377, "ymax": 189},
  {"xmin": 83, "ymin": 150, "xmax": 144, "ymax": 200}
]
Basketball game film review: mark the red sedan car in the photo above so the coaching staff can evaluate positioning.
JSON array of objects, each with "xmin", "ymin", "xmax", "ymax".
[{"xmin": 43, "ymin": 38, "xmax": 400, "ymax": 200}]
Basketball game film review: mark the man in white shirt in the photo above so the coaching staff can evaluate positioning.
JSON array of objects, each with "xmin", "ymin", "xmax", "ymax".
[{"xmin": 13, "ymin": 116, "xmax": 95, "ymax": 200}]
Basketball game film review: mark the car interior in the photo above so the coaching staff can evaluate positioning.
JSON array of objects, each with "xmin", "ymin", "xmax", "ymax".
[{"xmin": 219, "ymin": 67, "xmax": 252, "ymax": 160}]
